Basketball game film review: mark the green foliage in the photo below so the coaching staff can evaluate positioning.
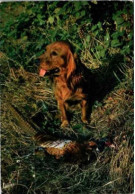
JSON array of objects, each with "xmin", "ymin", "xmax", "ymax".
[{"xmin": 0, "ymin": 2, "xmax": 133, "ymax": 72}]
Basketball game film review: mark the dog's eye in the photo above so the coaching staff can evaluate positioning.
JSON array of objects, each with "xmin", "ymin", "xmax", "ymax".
[{"xmin": 51, "ymin": 51, "xmax": 58, "ymax": 56}]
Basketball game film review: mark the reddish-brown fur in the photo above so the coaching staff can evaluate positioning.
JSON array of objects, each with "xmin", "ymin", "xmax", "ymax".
[{"xmin": 39, "ymin": 41, "xmax": 93, "ymax": 127}]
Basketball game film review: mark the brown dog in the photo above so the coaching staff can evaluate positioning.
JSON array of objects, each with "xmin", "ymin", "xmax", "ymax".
[{"xmin": 39, "ymin": 41, "xmax": 94, "ymax": 127}]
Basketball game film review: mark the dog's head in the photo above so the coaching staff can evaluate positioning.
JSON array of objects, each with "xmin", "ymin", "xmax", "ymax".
[{"xmin": 39, "ymin": 41, "xmax": 76, "ymax": 78}]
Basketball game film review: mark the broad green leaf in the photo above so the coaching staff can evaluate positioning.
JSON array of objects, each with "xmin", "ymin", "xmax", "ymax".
[
  {"xmin": 97, "ymin": 22, "xmax": 102, "ymax": 29},
  {"xmin": 86, "ymin": 35, "xmax": 90, "ymax": 42},
  {"xmin": 111, "ymin": 39, "xmax": 121, "ymax": 47},
  {"xmin": 104, "ymin": 33, "xmax": 110, "ymax": 41},
  {"xmin": 74, "ymin": 2, "xmax": 82, "ymax": 11},
  {"xmin": 75, "ymin": 12, "xmax": 80, "ymax": 19},
  {"xmin": 81, "ymin": 10, "xmax": 86, "ymax": 17},
  {"xmin": 22, "ymin": 36, "xmax": 28, "ymax": 41},
  {"xmin": 96, "ymin": 45, "xmax": 103, "ymax": 51},
  {"xmin": 48, "ymin": 16, "xmax": 54, "ymax": 24},
  {"xmin": 116, "ymin": 17, "xmax": 124, "ymax": 25},
  {"xmin": 91, "ymin": 25, "xmax": 97, "ymax": 31},
  {"xmin": 54, "ymin": 8, "xmax": 61, "ymax": 14}
]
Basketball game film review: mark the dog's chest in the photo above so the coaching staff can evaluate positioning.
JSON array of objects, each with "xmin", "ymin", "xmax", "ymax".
[
  {"xmin": 54, "ymin": 77, "xmax": 72, "ymax": 100},
  {"xmin": 54, "ymin": 77, "xmax": 85, "ymax": 101}
]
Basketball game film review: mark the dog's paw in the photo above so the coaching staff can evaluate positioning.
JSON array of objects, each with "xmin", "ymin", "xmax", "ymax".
[
  {"xmin": 81, "ymin": 117, "xmax": 89, "ymax": 124},
  {"xmin": 61, "ymin": 120, "xmax": 69, "ymax": 128}
]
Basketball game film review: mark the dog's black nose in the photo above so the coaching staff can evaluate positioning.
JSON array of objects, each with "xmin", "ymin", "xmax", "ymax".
[{"xmin": 35, "ymin": 59, "xmax": 40, "ymax": 66}]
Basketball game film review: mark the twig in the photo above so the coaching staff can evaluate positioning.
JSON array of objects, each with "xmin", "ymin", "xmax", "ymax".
[{"xmin": 102, "ymin": 178, "xmax": 121, "ymax": 187}]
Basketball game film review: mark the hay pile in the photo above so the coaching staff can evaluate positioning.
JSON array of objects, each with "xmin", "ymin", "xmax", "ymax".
[
  {"xmin": 2, "ymin": 66, "xmax": 59, "ymax": 134},
  {"xmin": 3, "ymin": 67, "xmax": 55, "ymax": 117}
]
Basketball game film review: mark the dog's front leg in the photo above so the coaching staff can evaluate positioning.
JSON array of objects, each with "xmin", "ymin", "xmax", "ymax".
[
  {"xmin": 57, "ymin": 100, "xmax": 69, "ymax": 128},
  {"xmin": 81, "ymin": 99, "xmax": 89, "ymax": 124}
]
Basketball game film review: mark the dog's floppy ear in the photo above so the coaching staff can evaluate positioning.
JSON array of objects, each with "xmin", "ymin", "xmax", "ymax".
[{"xmin": 67, "ymin": 50, "xmax": 76, "ymax": 79}]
